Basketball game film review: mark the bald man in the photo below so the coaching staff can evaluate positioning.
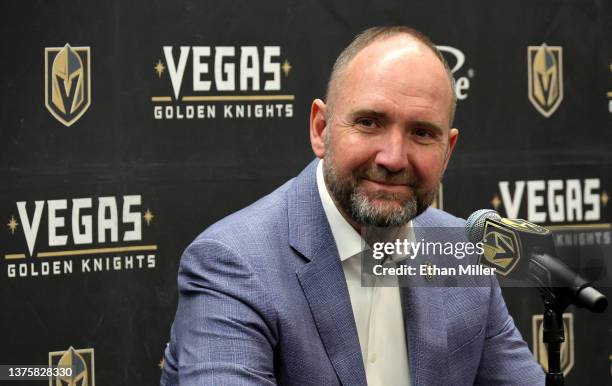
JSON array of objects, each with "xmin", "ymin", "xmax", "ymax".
[{"xmin": 161, "ymin": 26, "xmax": 544, "ymax": 386}]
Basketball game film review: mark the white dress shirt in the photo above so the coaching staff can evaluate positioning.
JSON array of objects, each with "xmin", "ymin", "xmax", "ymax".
[{"xmin": 316, "ymin": 159, "xmax": 412, "ymax": 386}]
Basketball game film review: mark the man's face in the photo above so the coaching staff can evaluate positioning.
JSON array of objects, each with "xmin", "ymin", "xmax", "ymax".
[{"xmin": 317, "ymin": 35, "xmax": 458, "ymax": 227}]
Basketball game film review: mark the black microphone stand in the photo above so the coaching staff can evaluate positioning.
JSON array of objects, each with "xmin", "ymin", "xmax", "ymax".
[
  {"xmin": 531, "ymin": 253, "xmax": 608, "ymax": 385},
  {"xmin": 540, "ymin": 290, "xmax": 569, "ymax": 386}
]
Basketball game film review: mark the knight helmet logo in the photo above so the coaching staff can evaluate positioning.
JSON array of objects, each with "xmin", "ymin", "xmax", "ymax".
[
  {"xmin": 480, "ymin": 220, "xmax": 521, "ymax": 276},
  {"xmin": 45, "ymin": 44, "xmax": 91, "ymax": 126},
  {"xmin": 49, "ymin": 346, "xmax": 95, "ymax": 386},
  {"xmin": 528, "ymin": 43, "xmax": 563, "ymax": 118}
]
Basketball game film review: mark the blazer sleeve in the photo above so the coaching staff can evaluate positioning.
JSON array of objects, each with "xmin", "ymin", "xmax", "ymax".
[
  {"xmin": 161, "ymin": 237, "xmax": 278, "ymax": 386},
  {"xmin": 474, "ymin": 280, "xmax": 545, "ymax": 385}
]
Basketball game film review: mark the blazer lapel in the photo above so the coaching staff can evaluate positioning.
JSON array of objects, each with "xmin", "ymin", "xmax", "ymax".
[
  {"xmin": 289, "ymin": 160, "xmax": 367, "ymax": 386},
  {"xmin": 402, "ymin": 211, "xmax": 449, "ymax": 386},
  {"xmin": 401, "ymin": 286, "xmax": 448, "ymax": 386}
]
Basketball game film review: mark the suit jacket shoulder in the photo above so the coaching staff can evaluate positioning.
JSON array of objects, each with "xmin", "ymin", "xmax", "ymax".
[{"xmin": 197, "ymin": 177, "xmax": 294, "ymax": 250}]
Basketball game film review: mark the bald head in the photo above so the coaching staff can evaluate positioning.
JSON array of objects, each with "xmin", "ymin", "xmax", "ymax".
[
  {"xmin": 325, "ymin": 26, "xmax": 456, "ymax": 127},
  {"xmin": 308, "ymin": 27, "xmax": 460, "ymax": 228}
]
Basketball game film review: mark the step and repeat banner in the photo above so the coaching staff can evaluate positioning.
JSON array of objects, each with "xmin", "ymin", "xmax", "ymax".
[{"xmin": 1, "ymin": 0, "xmax": 611, "ymax": 384}]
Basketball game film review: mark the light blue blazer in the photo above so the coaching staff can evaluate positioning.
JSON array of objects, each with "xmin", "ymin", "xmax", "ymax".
[{"xmin": 161, "ymin": 160, "xmax": 544, "ymax": 385}]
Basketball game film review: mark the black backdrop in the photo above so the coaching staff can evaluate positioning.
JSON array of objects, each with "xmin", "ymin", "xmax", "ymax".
[{"xmin": 1, "ymin": 0, "xmax": 611, "ymax": 384}]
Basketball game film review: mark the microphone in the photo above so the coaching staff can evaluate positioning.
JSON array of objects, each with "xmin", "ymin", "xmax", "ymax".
[{"xmin": 466, "ymin": 209, "xmax": 607, "ymax": 313}]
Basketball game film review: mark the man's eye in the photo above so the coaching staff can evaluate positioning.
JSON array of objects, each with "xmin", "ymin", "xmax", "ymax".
[
  {"xmin": 414, "ymin": 128, "xmax": 433, "ymax": 138},
  {"xmin": 356, "ymin": 118, "xmax": 376, "ymax": 128}
]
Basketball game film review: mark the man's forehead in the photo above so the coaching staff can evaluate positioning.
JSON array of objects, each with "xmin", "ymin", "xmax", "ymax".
[
  {"xmin": 364, "ymin": 35, "xmax": 425, "ymax": 55},
  {"xmin": 335, "ymin": 33, "xmax": 453, "ymax": 123},
  {"xmin": 348, "ymin": 34, "xmax": 439, "ymax": 72}
]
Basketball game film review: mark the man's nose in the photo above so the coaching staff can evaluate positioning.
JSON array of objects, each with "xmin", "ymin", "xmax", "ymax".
[{"xmin": 373, "ymin": 128, "xmax": 410, "ymax": 173}]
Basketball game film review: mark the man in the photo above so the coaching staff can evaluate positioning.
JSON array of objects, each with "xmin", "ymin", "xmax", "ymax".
[{"xmin": 161, "ymin": 26, "xmax": 544, "ymax": 385}]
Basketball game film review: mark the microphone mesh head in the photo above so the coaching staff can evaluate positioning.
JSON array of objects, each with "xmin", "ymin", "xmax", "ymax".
[{"xmin": 466, "ymin": 209, "xmax": 501, "ymax": 243}]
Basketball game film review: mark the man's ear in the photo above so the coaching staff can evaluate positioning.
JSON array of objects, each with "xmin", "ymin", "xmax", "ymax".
[
  {"xmin": 310, "ymin": 99, "xmax": 327, "ymax": 158},
  {"xmin": 443, "ymin": 128, "xmax": 459, "ymax": 169}
]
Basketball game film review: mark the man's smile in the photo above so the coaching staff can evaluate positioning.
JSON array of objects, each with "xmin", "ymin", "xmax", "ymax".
[{"xmin": 361, "ymin": 178, "xmax": 413, "ymax": 195}]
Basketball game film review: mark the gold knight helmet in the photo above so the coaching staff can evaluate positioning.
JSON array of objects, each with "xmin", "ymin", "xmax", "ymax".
[
  {"xmin": 51, "ymin": 44, "xmax": 85, "ymax": 115},
  {"xmin": 532, "ymin": 44, "xmax": 559, "ymax": 108},
  {"xmin": 56, "ymin": 347, "xmax": 88, "ymax": 386}
]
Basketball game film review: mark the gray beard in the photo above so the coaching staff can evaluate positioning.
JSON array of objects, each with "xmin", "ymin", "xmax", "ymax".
[{"xmin": 322, "ymin": 157, "xmax": 435, "ymax": 228}]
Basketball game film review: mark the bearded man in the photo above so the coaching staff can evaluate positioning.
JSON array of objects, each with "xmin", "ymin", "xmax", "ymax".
[{"xmin": 161, "ymin": 26, "xmax": 544, "ymax": 386}]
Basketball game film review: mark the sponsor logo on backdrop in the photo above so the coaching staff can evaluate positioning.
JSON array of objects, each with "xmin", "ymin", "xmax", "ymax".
[
  {"xmin": 532, "ymin": 313, "xmax": 574, "ymax": 377},
  {"xmin": 437, "ymin": 46, "xmax": 475, "ymax": 100},
  {"xmin": 151, "ymin": 45, "xmax": 294, "ymax": 120},
  {"xmin": 3, "ymin": 195, "xmax": 158, "ymax": 279},
  {"xmin": 45, "ymin": 44, "xmax": 91, "ymax": 126},
  {"xmin": 528, "ymin": 43, "xmax": 563, "ymax": 118},
  {"xmin": 490, "ymin": 179, "xmax": 610, "ymax": 246},
  {"xmin": 49, "ymin": 346, "xmax": 95, "ymax": 386}
]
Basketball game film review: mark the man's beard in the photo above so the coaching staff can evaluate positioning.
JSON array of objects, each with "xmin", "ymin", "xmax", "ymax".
[{"xmin": 323, "ymin": 139, "xmax": 437, "ymax": 227}]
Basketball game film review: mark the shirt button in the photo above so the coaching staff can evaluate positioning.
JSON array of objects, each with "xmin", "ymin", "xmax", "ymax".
[{"xmin": 369, "ymin": 352, "xmax": 377, "ymax": 364}]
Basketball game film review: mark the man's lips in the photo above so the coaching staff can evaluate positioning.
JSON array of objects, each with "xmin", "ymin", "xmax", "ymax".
[{"xmin": 361, "ymin": 178, "xmax": 412, "ymax": 194}]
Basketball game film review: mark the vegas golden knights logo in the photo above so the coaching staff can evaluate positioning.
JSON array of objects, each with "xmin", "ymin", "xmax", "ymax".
[
  {"xmin": 480, "ymin": 220, "xmax": 521, "ymax": 275},
  {"xmin": 528, "ymin": 44, "xmax": 563, "ymax": 118},
  {"xmin": 45, "ymin": 44, "xmax": 91, "ymax": 126},
  {"xmin": 532, "ymin": 313, "xmax": 574, "ymax": 376},
  {"xmin": 49, "ymin": 346, "xmax": 95, "ymax": 386}
]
